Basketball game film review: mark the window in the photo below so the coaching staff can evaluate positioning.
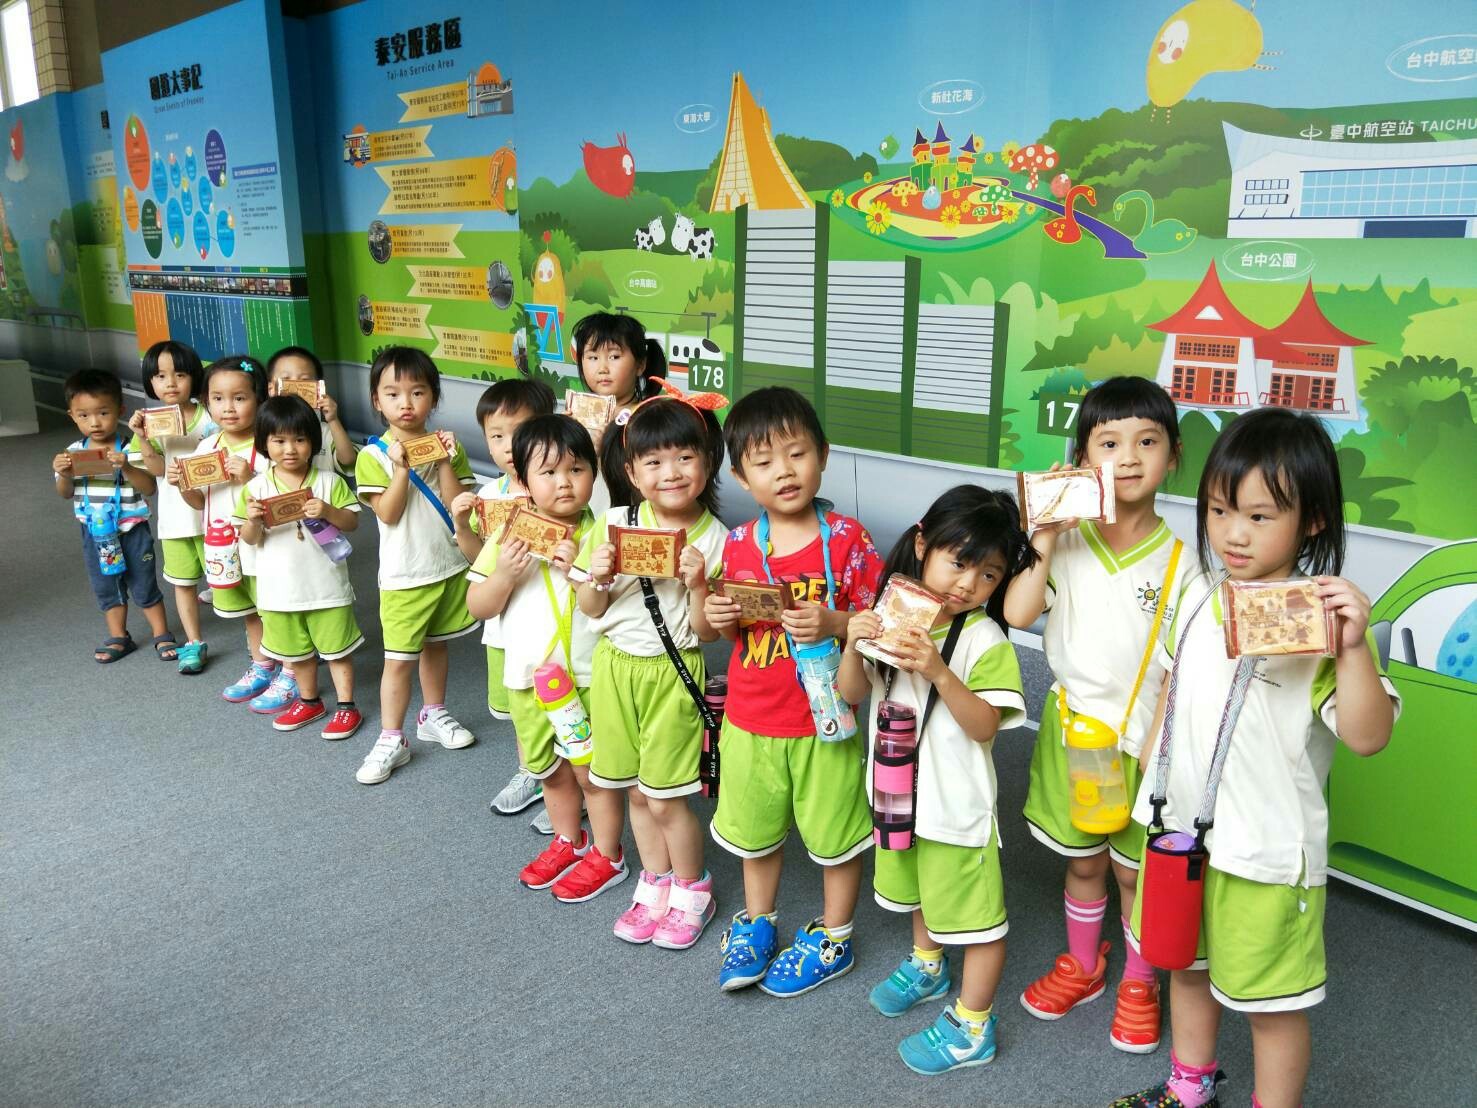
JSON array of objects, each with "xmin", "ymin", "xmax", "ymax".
[
  {"xmin": 1175, "ymin": 335, "xmax": 1239, "ymax": 362},
  {"xmin": 0, "ymin": 0, "xmax": 38, "ymax": 108},
  {"xmin": 1300, "ymin": 163, "xmax": 1477, "ymax": 218}
]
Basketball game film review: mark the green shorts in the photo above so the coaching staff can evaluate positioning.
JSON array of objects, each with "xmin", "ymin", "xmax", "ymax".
[
  {"xmin": 509, "ymin": 684, "xmax": 593, "ymax": 777},
  {"xmin": 875, "ymin": 831, "xmax": 1009, "ymax": 946},
  {"xmin": 162, "ymin": 535, "xmax": 206, "ymax": 586},
  {"xmin": 380, "ymin": 573, "xmax": 477, "ymax": 659},
  {"xmin": 1130, "ymin": 853, "xmax": 1328, "ymax": 1012},
  {"xmin": 486, "ymin": 646, "xmax": 510, "ymax": 715},
  {"xmin": 710, "ymin": 718, "xmax": 872, "ymax": 866},
  {"xmin": 588, "ymin": 640, "xmax": 703, "ymax": 798},
  {"xmin": 212, "ymin": 574, "xmax": 256, "ymax": 618},
  {"xmin": 1023, "ymin": 691, "xmax": 1145, "ymax": 866},
  {"xmin": 260, "ymin": 605, "xmax": 364, "ymax": 662}
]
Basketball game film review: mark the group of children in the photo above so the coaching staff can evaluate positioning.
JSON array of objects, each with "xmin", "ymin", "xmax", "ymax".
[{"xmin": 53, "ymin": 313, "xmax": 1397, "ymax": 1105}]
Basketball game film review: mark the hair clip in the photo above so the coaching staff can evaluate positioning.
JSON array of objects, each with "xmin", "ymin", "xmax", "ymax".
[
  {"xmin": 615, "ymin": 408, "xmax": 632, "ymax": 427},
  {"xmin": 239, "ymin": 360, "xmax": 255, "ymax": 374}
]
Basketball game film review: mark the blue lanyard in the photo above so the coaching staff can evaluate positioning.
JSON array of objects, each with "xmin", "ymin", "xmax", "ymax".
[
  {"xmin": 372, "ymin": 435, "xmax": 455, "ymax": 533},
  {"xmin": 754, "ymin": 500, "xmax": 837, "ymax": 609},
  {"xmin": 79, "ymin": 434, "xmax": 126, "ymax": 520}
]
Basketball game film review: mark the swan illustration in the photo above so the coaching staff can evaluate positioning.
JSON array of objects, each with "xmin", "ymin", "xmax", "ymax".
[
  {"xmin": 1043, "ymin": 184, "xmax": 1097, "ymax": 244},
  {"xmin": 1112, "ymin": 189, "xmax": 1198, "ymax": 254}
]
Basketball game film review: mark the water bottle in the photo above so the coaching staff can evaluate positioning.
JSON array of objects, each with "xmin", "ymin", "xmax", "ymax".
[
  {"xmin": 700, "ymin": 675, "xmax": 727, "ymax": 798},
  {"xmin": 1140, "ymin": 829, "xmax": 1208, "ymax": 970},
  {"xmin": 87, "ymin": 503, "xmax": 126, "ymax": 577},
  {"xmin": 1060, "ymin": 690, "xmax": 1130, "ymax": 834},
  {"xmin": 203, "ymin": 520, "xmax": 241, "ymax": 589},
  {"xmin": 793, "ymin": 637, "xmax": 857, "ymax": 742},
  {"xmin": 872, "ymin": 700, "xmax": 919, "ymax": 850},
  {"xmin": 303, "ymin": 517, "xmax": 353, "ymax": 563},
  {"xmin": 534, "ymin": 661, "xmax": 593, "ymax": 765}
]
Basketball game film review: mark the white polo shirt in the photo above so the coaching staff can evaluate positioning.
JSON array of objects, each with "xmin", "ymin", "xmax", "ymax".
[
  {"xmin": 355, "ymin": 436, "xmax": 476, "ymax": 590},
  {"xmin": 234, "ymin": 466, "xmax": 359, "ymax": 612},
  {"xmin": 472, "ymin": 474, "xmax": 519, "ymax": 647}
]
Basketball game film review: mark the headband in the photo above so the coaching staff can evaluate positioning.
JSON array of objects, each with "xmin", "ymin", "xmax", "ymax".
[{"xmin": 620, "ymin": 376, "xmax": 728, "ymax": 450}]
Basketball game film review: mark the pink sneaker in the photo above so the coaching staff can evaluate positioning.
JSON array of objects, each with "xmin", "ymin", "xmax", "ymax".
[
  {"xmin": 651, "ymin": 872, "xmax": 716, "ymax": 950},
  {"xmin": 613, "ymin": 870, "xmax": 671, "ymax": 944}
]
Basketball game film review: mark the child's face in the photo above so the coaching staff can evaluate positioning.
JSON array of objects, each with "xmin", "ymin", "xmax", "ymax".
[
  {"xmin": 206, "ymin": 371, "xmax": 258, "ymax": 435},
  {"xmin": 265, "ymin": 428, "xmax": 314, "ymax": 473},
  {"xmin": 271, "ymin": 354, "xmax": 319, "ymax": 384},
  {"xmin": 1080, "ymin": 417, "xmax": 1174, "ymax": 507},
  {"xmin": 581, "ymin": 341, "xmax": 641, "ymax": 404},
  {"xmin": 732, "ymin": 429, "xmax": 827, "ymax": 517},
  {"xmin": 483, "ymin": 404, "xmax": 534, "ymax": 476},
  {"xmin": 626, "ymin": 443, "xmax": 708, "ymax": 516},
  {"xmin": 373, "ymin": 369, "xmax": 435, "ymax": 433},
  {"xmin": 150, "ymin": 351, "xmax": 193, "ymax": 405},
  {"xmin": 68, "ymin": 392, "xmax": 120, "ymax": 443},
  {"xmin": 917, "ymin": 539, "xmax": 1007, "ymax": 619},
  {"xmin": 1206, "ymin": 469, "xmax": 1311, "ymax": 581},
  {"xmin": 522, "ymin": 444, "xmax": 594, "ymax": 523}
]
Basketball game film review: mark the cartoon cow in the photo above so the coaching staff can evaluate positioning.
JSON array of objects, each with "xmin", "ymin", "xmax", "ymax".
[
  {"xmin": 670, "ymin": 214, "xmax": 696, "ymax": 254},
  {"xmin": 687, "ymin": 227, "xmax": 715, "ymax": 260},
  {"xmin": 634, "ymin": 228, "xmax": 653, "ymax": 250}
]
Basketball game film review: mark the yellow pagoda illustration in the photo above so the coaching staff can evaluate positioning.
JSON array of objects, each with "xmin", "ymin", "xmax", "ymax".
[{"xmin": 709, "ymin": 72, "xmax": 813, "ymax": 213}]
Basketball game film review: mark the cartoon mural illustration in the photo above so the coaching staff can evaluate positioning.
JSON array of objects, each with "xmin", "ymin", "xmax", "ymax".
[
  {"xmin": 6, "ymin": 118, "xmax": 26, "ymax": 182},
  {"xmin": 530, "ymin": 229, "xmax": 566, "ymax": 322},
  {"xmin": 709, "ymin": 72, "xmax": 812, "ymax": 212},
  {"xmin": 1043, "ymin": 184, "xmax": 1097, "ymax": 244},
  {"xmin": 1146, "ymin": 0, "xmax": 1274, "ymax": 122},
  {"xmin": 1112, "ymin": 190, "xmax": 1198, "ymax": 254},
  {"xmin": 581, "ymin": 133, "xmax": 635, "ymax": 198}
]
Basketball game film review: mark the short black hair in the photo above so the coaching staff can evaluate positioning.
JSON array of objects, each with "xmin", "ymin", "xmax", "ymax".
[
  {"xmin": 1196, "ymin": 408, "xmax": 1345, "ymax": 576},
  {"xmin": 141, "ymin": 341, "xmax": 205, "ymax": 400},
  {"xmin": 571, "ymin": 311, "xmax": 668, "ymax": 400},
  {"xmin": 601, "ymin": 397, "xmax": 724, "ymax": 515},
  {"xmin": 370, "ymin": 346, "xmax": 440, "ymax": 407},
  {"xmin": 255, "ymin": 395, "xmax": 323, "ymax": 457},
  {"xmin": 476, "ymin": 377, "xmax": 556, "ymax": 427},
  {"xmin": 267, "ymin": 345, "xmax": 324, "ymax": 380},
  {"xmin": 511, "ymin": 414, "xmax": 598, "ymax": 489},
  {"xmin": 724, "ymin": 386, "xmax": 827, "ymax": 476},
  {"xmin": 64, "ymin": 368, "xmax": 122, "ymax": 407},
  {"xmin": 203, "ymin": 355, "xmax": 269, "ymax": 400},
  {"xmin": 1073, "ymin": 375, "xmax": 1181, "ymax": 463}
]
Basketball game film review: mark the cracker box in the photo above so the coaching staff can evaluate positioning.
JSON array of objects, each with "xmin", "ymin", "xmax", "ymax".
[
  {"xmin": 856, "ymin": 575, "xmax": 945, "ymax": 666},
  {"xmin": 401, "ymin": 432, "xmax": 450, "ymax": 466},
  {"xmin": 1222, "ymin": 578, "xmax": 1336, "ymax": 658},
  {"xmin": 68, "ymin": 447, "xmax": 116, "ymax": 477},
  {"xmin": 273, "ymin": 378, "xmax": 325, "ymax": 405},
  {"xmin": 498, "ymin": 502, "xmax": 575, "ymax": 561},
  {"xmin": 566, "ymin": 390, "xmax": 617, "ymax": 437},
  {"xmin": 476, "ymin": 495, "xmax": 526, "ymax": 540},
  {"xmin": 141, "ymin": 405, "xmax": 185, "ymax": 439},
  {"xmin": 261, "ymin": 487, "xmax": 312, "ymax": 527},
  {"xmin": 181, "ymin": 449, "xmax": 231, "ymax": 490},
  {"xmin": 1017, "ymin": 465, "xmax": 1116, "ymax": 530},
  {"xmin": 717, "ymin": 579, "xmax": 794, "ymax": 623},
  {"xmin": 611, "ymin": 525, "xmax": 686, "ymax": 579}
]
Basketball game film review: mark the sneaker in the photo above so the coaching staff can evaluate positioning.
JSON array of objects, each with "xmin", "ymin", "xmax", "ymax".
[
  {"xmin": 487, "ymin": 704, "xmax": 512, "ymax": 721},
  {"xmin": 652, "ymin": 874, "xmax": 716, "ymax": 950},
  {"xmin": 272, "ymin": 699, "xmax": 326, "ymax": 732},
  {"xmin": 223, "ymin": 661, "xmax": 278, "ymax": 703},
  {"xmin": 552, "ymin": 845, "xmax": 628, "ymax": 903},
  {"xmin": 176, "ymin": 640, "xmax": 207, "ymax": 675},
  {"xmin": 898, "ymin": 1010, "xmax": 997, "ymax": 1076},
  {"xmin": 321, "ymin": 707, "xmax": 364, "ymax": 741},
  {"xmin": 416, "ymin": 706, "xmax": 474, "ymax": 749},
  {"xmin": 869, "ymin": 953, "xmax": 953, "ymax": 1018},
  {"xmin": 1110, "ymin": 978, "xmax": 1162, "ymax": 1054},
  {"xmin": 530, "ymin": 806, "xmax": 555, "ymax": 835},
  {"xmin": 613, "ymin": 870, "xmax": 672, "ymax": 944},
  {"xmin": 519, "ymin": 832, "xmax": 590, "ymax": 890},
  {"xmin": 355, "ymin": 732, "xmax": 410, "ymax": 785},
  {"xmin": 1110, "ymin": 1071, "xmax": 1226, "ymax": 1107},
  {"xmin": 248, "ymin": 669, "xmax": 299, "ymax": 714},
  {"xmin": 718, "ymin": 912, "xmax": 778, "ymax": 991},
  {"xmin": 758, "ymin": 918, "xmax": 854, "ymax": 998},
  {"xmin": 491, "ymin": 769, "xmax": 542, "ymax": 815},
  {"xmin": 1020, "ymin": 941, "xmax": 1110, "ymax": 1020}
]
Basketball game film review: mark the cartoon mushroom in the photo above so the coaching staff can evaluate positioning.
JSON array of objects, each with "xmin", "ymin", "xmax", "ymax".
[
  {"xmin": 977, "ymin": 182, "xmax": 1012, "ymax": 215},
  {"xmin": 1009, "ymin": 143, "xmax": 1059, "ymax": 190}
]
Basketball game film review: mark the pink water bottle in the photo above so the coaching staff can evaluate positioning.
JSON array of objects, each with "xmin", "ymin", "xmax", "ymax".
[
  {"xmin": 872, "ymin": 700, "xmax": 919, "ymax": 850},
  {"xmin": 700, "ymin": 675, "xmax": 726, "ymax": 798},
  {"xmin": 534, "ymin": 661, "xmax": 593, "ymax": 765},
  {"xmin": 203, "ymin": 520, "xmax": 241, "ymax": 589}
]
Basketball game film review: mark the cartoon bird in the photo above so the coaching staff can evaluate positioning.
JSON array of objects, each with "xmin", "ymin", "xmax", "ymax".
[
  {"xmin": 5, "ymin": 118, "xmax": 26, "ymax": 182},
  {"xmin": 581, "ymin": 133, "xmax": 635, "ymax": 198},
  {"xmin": 1112, "ymin": 189, "xmax": 1198, "ymax": 253},
  {"xmin": 1146, "ymin": 0, "xmax": 1275, "ymax": 123},
  {"xmin": 531, "ymin": 230, "xmax": 566, "ymax": 323},
  {"xmin": 1043, "ymin": 184, "xmax": 1097, "ymax": 244}
]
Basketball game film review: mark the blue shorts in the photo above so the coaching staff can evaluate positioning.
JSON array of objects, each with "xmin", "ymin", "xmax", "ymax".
[{"xmin": 80, "ymin": 522, "xmax": 164, "ymax": 613}]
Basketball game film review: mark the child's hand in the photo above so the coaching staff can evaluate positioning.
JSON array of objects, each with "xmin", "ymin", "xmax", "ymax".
[
  {"xmin": 318, "ymin": 392, "xmax": 339, "ymax": 422},
  {"xmin": 1315, "ymin": 576, "xmax": 1372, "ymax": 653},
  {"xmin": 303, "ymin": 497, "xmax": 327, "ymax": 520},
  {"xmin": 889, "ymin": 627, "xmax": 947, "ymax": 681},
  {"xmin": 53, "ymin": 451, "xmax": 74, "ymax": 475},
  {"xmin": 495, "ymin": 538, "xmax": 535, "ymax": 580},
  {"xmin": 244, "ymin": 494, "xmax": 266, "ymax": 523},
  {"xmin": 127, "ymin": 410, "xmax": 147, "ymax": 435},
  {"xmin": 550, "ymin": 537, "xmax": 578, "ymax": 570},
  {"xmin": 781, "ymin": 600, "xmax": 830, "ymax": 644},
  {"xmin": 846, "ymin": 610, "xmax": 883, "ymax": 648},
  {"xmin": 450, "ymin": 491, "xmax": 477, "ymax": 519},
  {"xmin": 705, "ymin": 592, "xmax": 741, "ymax": 632},
  {"xmin": 386, "ymin": 438, "xmax": 407, "ymax": 468},
  {"xmin": 678, "ymin": 547, "xmax": 707, "ymax": 591},
  {"xmin": 589, "ymin": 542, "xmax": 617, "ymax": 585},
  {"xmin": 106, "ymin": 448, "xmax": 128, "ymax": 471},
  {"xmin": 166, "ymin": 458, "xmax": 184, "ymax": 487},
  {"xmin": 435, "ymin": 430, "xmax": 457, "ymax": 458},
  {"xmin": 225, "ymin": 455, "xmax": 251, "ymax": 482}
]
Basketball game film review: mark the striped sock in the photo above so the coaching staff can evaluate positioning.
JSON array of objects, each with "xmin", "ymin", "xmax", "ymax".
[{"xmin": 1065, "ymin": 891, "xmax": 1107, "ymax": 968}]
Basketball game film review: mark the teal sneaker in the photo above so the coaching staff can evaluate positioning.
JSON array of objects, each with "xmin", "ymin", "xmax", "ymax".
[
  {"xmin": 176, "ymin": 640, "xmax": 208, "ymax": 675},
  {"xmin": 870, "ymin": 953, "xmax": 952, "ymax": 1017},
  {"xmin": 757, "ymin": 918, "xmax": 853, "ymax": 998},
  {"xmin": 898, "ymin": 1009, "xmax": 997, "ymax": 1076},
  {"xmin": 718, "ymin": 912, "xmax": 778, "ymax": 991}
]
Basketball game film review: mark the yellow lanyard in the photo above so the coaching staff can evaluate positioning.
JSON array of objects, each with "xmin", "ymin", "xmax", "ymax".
[{"xmin": 540, "ymin": 563, "xmax": 575, "ymax": 673}]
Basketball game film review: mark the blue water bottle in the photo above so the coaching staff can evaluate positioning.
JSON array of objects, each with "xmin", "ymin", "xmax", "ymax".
[
  {"xmin": 88, "ymin": 502, "xmax": 126, "ymax": 577},
  {"xmin": 794, "ymin": 636, "xmax": 857, "ymax": 742}
]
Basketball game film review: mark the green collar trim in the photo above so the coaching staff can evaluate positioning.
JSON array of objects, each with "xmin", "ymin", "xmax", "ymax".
[
  {"xmin": 639, "ymin": 500, "xmax": 714, "ymax": 542},
  {"xmin": 1080, "ymin": 518, "xmax": 1172, "ymax": 575}
]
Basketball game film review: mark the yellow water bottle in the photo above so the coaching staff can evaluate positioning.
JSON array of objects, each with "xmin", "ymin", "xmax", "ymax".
[{"xmin": 1060, "ymin": 688, "xmax": 1130, "ymax": 834}]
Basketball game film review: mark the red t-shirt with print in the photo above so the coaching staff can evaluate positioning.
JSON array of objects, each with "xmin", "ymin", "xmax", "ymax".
[{"xmin": 721, "ymin": 510, "xmax": 884, "ymax": 737}]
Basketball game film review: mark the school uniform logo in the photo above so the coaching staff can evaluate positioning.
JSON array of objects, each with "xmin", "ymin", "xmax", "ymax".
[{"xmin": 1136, "ymin": 579, "xmax": 1176, "ymax": 624}]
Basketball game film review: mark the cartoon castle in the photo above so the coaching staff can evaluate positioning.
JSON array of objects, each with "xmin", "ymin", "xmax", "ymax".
[{"xmin": 909, "ymin": 123, "xmax": 976, "ymax": 193}]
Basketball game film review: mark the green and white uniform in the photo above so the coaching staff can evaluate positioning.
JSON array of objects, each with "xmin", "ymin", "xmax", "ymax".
[
  {"xmin": 129, "ymin": 403, "xmax": 217, "ymax": 585},
  {"xmin": 472, "ymin": 475, "xmax": 518, "ymax": 714},
  {"xmin": 190, "ymin": 431, "xmax": 266, "ymax": 617}
]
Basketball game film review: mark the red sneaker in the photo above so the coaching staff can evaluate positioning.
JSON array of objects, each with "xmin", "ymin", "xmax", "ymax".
[
  {"xmin": 321, "ymin": 707, "xmax": 364, "ymax": 741},
  {"xmin": 1110, "ymin": 977, "xmax": 1162, "ymax": 1054},
  {"xmin": 273, "ymin": 699, "xmax": 327, "ymax": 732},
  {"xmin": 552, "ymin": 845, "xmax": 629, "ymax": 903},
  {"xmin": 519, "ymin": 833, "xmax": 590, "ymax": 890},
  {"xmin": 1020, "ymin": 941, "xmax": 1110, "ymax": 1020}
]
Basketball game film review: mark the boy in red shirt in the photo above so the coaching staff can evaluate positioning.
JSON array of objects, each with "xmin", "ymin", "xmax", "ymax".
[{"xmin": 699, "ymin": 387, "xmax": 883, "ymax": 996}]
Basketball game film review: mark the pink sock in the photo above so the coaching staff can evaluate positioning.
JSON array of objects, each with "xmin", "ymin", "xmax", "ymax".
[
  {"xmin": 1064, "ymin": 892, "xmax": 1107, "ymax": 968},
  {"xmin": 418, "ymin": 703, "xmax": 444, "ymax": 723},
  {"xmin": 1166, "ymin": 1050, "xmax": 1220, "ymax": 1108},
  {"xmin": 1121, "ymin": 916, "xmax": 1155, "ymax": 982}
]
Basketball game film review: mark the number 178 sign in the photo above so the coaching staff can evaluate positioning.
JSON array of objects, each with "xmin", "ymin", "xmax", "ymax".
[{"xmin": 1036, "ymin": 392, "xmax": 1082, "ymax": 438}]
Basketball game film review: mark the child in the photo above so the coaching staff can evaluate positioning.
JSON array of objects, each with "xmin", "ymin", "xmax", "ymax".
[
  {"xmin": 839, "ymin": 485, "xmax": 1032, "ymax": 1074},
  {"xmin": 447, "ymin": 377, "xmax": 557, "ymax": 826},
  {"xmin": 1004, "ymin": 376, "xmax": 1184, "ymax": 1053},
  {"xmin": 575, "ymin": 390, "xmax": 727, "ymax": 942},
  {"xmin": 126, "ymin": 341, "xmax": 217, "ymax": 673},
  {"xmin": 465, "ymin": 416, "xmax": 609, "ymax": 895},
  {"xmin": 1113, "ymin": 408, "xmax": 1397, "ymax": 1108},
  {"xmin": 570, "ymin": 312, "xmax": 668, "ymax": 516},
  {"xmin": 236, "ymin": 395, "xmax": 364, "ymax": 739},
  {"xmin": 353, "ymin": 347, "xmax": 480, "ymax": 785},
  {"xmin": 52, "ymin": 369, "xmax": 174, "ymax": 663},
  {"xmin": 700, "ymin": 386, "xmax": 884, "ymax": 996},
  {"xmin": 266, "ymin": 346, "xmax": 358, "ymax": 475},
  {"xmin": 175, "ymin": 357, "xmax": 274, "ymax": 704}
]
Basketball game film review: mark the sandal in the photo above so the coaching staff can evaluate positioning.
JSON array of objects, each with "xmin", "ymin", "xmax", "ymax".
[
  {"xmin": 176, "ymin": 640, "xmax": 208, "ymax": 675},
  {"xmin": 153, "ymin": 634, "xmax": 180, "ymax": 662},
  {"xmin": 95, "ymin": 635, "xmax": 137, "ymax": 664}
]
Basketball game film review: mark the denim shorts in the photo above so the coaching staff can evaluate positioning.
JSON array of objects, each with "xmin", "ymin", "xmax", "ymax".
[{"xmin": 81, "ymin": 521, "xmax": 164, "ymax": 613}]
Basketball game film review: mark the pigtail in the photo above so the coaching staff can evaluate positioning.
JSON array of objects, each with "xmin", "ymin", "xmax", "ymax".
[
  {"xmin": 639, "ymin": 339, "xmax": 669, "ymax": 399},
  {"xmin": 876, "ymin": 522, "xmax": 926, "ymax": 604},
  {"xmin": 600, "ymin": 422, "xmax": 637, "ymax": 509}
]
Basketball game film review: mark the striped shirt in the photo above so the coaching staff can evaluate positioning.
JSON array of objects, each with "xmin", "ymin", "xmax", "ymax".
[{"xmin": 60, "ymin": 435, "xmax": 150, "ymax": 533}]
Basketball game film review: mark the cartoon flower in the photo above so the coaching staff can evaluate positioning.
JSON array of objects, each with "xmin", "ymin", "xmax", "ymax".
[
  {"xmin": 983, "ymin": 151, "xmax": 995, "ymax": 164},
  {"xmin": 865, "ymin": 200, "xmax": 892, "ymax": 235},
  {"xmin": 830, "ymin": 188, "xmax": 844, "ymax": 208},
  {"xmin": 1000, "ymin": 202, "xmax": 1020, "ymax": 223},
  {"xmin": 1000, "ymin": 141, "xmax": 1020, "ymax": 166},
  {"xmin": 939, "ymin": 205, "xmax": 961, "ymax": 228},
  {"xmin": 863, "ymin": 170, "xmax": 874, "ymax": 183}
]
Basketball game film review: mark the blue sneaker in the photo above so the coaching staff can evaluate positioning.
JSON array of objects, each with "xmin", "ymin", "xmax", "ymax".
[
  {"xmin": 248, "ymin": 669, "xmax": 299, "ymax": 714},
  {"xmin": 758, "ymin": 918, "xmax": 853, "ymax": 998},
  {"xmin": 898, "ymin": 1009, "xmax": 997, "ymax": 1076},
  {"xmin": 870, "ymin": 953, "xmax": 952, "ymax": 1017},
  {"xmin": 176, "ymin": 640, "xmax": 208, "ymax": 675},
  {"xmin": 718, "ymin": 912, "xmax": 778, "ymax": 991},
  {"xmin": 223, "ymin": 661, "xmax": 278, "ymax": 703}
]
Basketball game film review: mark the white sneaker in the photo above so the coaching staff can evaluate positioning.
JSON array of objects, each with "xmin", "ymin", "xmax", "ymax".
[
  {"xmin": 530, "ymin": 806, "xmax": 554, "ymax": 835},
  {"xmin": 356, "ymin": 732, "xmax": 410, "ymax": 785},
  {"xmin": 416, "ymin": 706, "xmax": 475, "ymax": 750},
  {"xmin": 492, "ymin": 769, "xmax": 542, "ymax": 815},
  {"xmin": 487, "ymin": 705, "xmax": 512, "ymax": 721}
]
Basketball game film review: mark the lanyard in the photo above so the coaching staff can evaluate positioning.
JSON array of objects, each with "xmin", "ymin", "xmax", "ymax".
[
  {"xmin": 372, "ymin": 435, "xmax": 455, "ymax": 533},
  {"xmin": 754, "ymin": 501, "xmax": 837, "ymax": 609},
  {"xmin": 80, "ymin": 434, "xmax": 126, "ymax": 521},
  {"xmin": 204, "ymin": 432, "xmax": 257, "ymax": 524},
  {"xmin": 540, "ymin": 562, "xmax": 576, "ymax": 673}
]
